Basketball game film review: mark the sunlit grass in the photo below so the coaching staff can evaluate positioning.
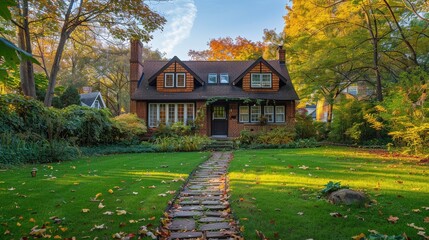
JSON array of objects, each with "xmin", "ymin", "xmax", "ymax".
[
  {"xmin": 229, "ymin": 147, "xmax": 429, "ymax": 239},
  {"xmin": 0, "ymin": 152, "xmax": 209, "ymax": 238}
]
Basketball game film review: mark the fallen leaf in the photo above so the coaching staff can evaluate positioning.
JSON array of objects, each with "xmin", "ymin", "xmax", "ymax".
[
  {"xmin": 8, "ymin": 187, "xmax": 15, "ymax": 191},
  {"xmin": 116, "ymin": 210, "xmax": 127, "ymax": 215},
  {"xmin": 407, "ymin": 222, "xmax": 425, "ymax": 231},
  {"xmin": 158, "ymin": 193, "xmax": 167, "ymax": 197},
  {"xmin": 29, "ymin": 218, "xmax": 35, "ymax": 223},
  {"xmin": 330, "ymin": 212, "xmax": 342, "ymax": 217},
  {"xmin": 240, "ymin": 225, "xmax": 245, "ymax": 232},
  {"xmin": 149, "ymin": 216, "xmax": 156, "ymax": 221},
  {"xmin": 423, "ymin": 206, "xmax": 429, "ymax": 210},
  {"xmin": 387, "ymin": 215, "xmax": 399, "ymax": 223},
  {"xmin": 297, "ymin": 212, "xmax": 304, "ymax": 215},
  {"xmin": 98, "ymin": 202, "xmax": 105, "ymax": 209},
  {"xmin": 95, "ymin": 193, "xmax": 102, "ymax": 199},
  {"xmin": 16, "ymin": 222, "xmax": 21, "ymax": 227},
  {"xmin": 239, "ymin": 198, "xmax": 244, "ymax": 202},
  {"xmin": 103, "ymin": 211, "xmax": 114, "ymax": 215},
  {"xmin": 352, "ymin": 233, "xmax": 366, "ymax": 240},
  {"xmin": 129, "ymin": 220, "xmax": 137, "ymax": 223},
  {"xmin": 166, "ymin": 190, "xmax": 176, "ymax": 194},
  {"xmin": 81, "ymin": 209, "xmax": 90, "ymax": 213},
  {"xmin": 91, "ymin": 224, "xmax": 107, "ymax": 231},
  {"xmin": 417, "ymin": 231, "xmax": 429, "ymax": 239},
  {"xmin": 108, "ymin": 189, "xmax": 113, "ymax": 194},
  {"xmin": 240, "ymin": 218, "xmax": 248, "ymax": 221},
  {"xmin": 368, "ymin": 229, "xmax": 378, "ymax": 234},
  {"xmin": 424, "ymin": 217, "xmax": 429, "ymax": 223},
  {"xmin": 60, "ymin": 227, "xmax": 67, "ymax": 232},
  {"xmin": 148, "ymin": 185, "xmax": 156, "ymax": 189},
  {"xmin": 4, "ymin": 229, "xmax": 10, "ymax": 235},
  {"xmin": 54, "ymin": 235, "xmax": 62, "ymax": 239},
  {"xmin": 413, "ymin": 209, "xmax": 421, "ymax": 213},
  {"xmin": 132, "ymin": 192, "xmax": 138, "ymax": 195},
  {"xmin": 29, "ymin": 226, "xmax": 46, "ymax": 236},
  {"xmin": 299, "ymin": 165, "xmax": 309, "ymax": 170}
]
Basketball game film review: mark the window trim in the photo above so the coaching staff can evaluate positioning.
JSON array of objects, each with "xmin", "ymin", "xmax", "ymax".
[
  {"xmin": 148, "ymin": 103, "xmax": 195, "ymax": 127},
  {"xmin": 164, "ymin": 73, "xmax": 175, "ymax": 88},
  {"xmin": 208, "ymin": 73, "xmax": 217, "ymax": 84},
  {"xmin": 264, "ymin": 106, "xmax": 274, "ymax": 123},
  {"xmin": 219, "ymin": 73, "xmax": 229, "ymax": 84},
  {"xmin": 251, "ymin": 73, "xmax": 272, "ymax": 89},
  {"xmin": 250, "ymin": 105, "xmax": 261, "ymax": 123},
  {"xmin": 275, "ymin": 106, "xmax": 285, "ymax": 123},
  {"xmin": 176, "ymin": 73, "xmax": 186, "ymax": 88}
]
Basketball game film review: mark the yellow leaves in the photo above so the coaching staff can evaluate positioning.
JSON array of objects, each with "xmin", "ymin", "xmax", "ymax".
[
  {"xmin": 90, "ymin": 224, "xmax": 107, "ymax": 231},
  {"xmin": 351, "ymin": 233, "xmax": 366, "ymax": 240},
  {"xmin": 412, "ymin": 209, "xmax": 421, "ymax": 213},
  {"xmin": 387, "ymin": 215, "xmax": 399, "ymax": 223},
  {"xmin": 95, "ymin": 193, "xmax": 102, "ymax": 199},
  {"xmin": 239, "ymin": 225, "xmax": 245, "ymax": 232},
  {"xmin": 29, "ymin": 218, "xmax": 36, "ymax": 223},
  {"xmin": 60, "ymin": 227, "xmax": 68, "ymax": 232},
  {"xmin": 16, "ymin": 222, "xmax": 21, "ymax": 227},
  {"xmin": 54, "ymin": 235, "xmax": 62, "ymax": 239},
  {"xmin": 81, "ymin": 208, "xmax": 90, "ymax": 213},
  {"xmin": 108, "ymin": 189, "xmax": 114, "ymax": 194},
  {"xmin": 29, "ymin": 225, "xmax": 46, "ymax": 237}
]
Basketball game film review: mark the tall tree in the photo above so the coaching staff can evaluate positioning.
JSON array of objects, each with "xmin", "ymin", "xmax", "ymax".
[
  {"xmin": 8, "ymin": 0, "xmax": 166, "ymax": 106},
  {"xmin": 188, "ymin": 36, "xmax": 265, "ymax": 61}
]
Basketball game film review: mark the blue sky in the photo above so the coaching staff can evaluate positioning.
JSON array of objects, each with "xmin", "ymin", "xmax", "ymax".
[{"xmin": 147, "ymin": 0, "xmax": 289, "ymax": 60}]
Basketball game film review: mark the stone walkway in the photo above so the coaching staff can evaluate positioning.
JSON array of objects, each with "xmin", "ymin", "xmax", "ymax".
[{"xmin": 158, "ymin": 152, "xmax": 242, "ymax": 240}]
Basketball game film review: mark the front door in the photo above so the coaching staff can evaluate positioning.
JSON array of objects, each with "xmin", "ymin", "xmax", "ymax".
[{"xmin": 211, "ymin": 105, "xmax": 228, "ymax": 136}]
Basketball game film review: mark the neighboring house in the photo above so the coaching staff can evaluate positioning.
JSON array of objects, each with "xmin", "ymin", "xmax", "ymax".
[
  {"xmin": 80, "ymin": 91, "xmax": 106, "ymax": 109},
  {"xmin": 129, "ymin": 40, "xmax": 299, "ymax": 138}
]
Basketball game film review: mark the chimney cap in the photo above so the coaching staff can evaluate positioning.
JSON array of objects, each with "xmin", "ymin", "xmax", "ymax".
[{"xmin": 277, "ymin": 45, "xmax": 284, "ymax": 50}]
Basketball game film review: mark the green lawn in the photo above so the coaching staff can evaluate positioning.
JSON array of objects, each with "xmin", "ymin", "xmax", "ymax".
[
  {"xmin": 0, "ymin": 152, "xmax": 209, "ymax": 239},
  {"xmin": 229, "ymin": 147, "xmax": 429, "ymax": 240}
]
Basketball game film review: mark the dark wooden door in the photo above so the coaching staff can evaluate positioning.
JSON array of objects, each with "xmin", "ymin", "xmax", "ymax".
[{"xmin": 211, "ymin": 105, "xmax": 228, "ymax": 136}]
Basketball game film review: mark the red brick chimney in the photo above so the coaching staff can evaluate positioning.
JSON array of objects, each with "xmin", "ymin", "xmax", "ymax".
[
  {"xmin": 130, "ymin": 39, "xmax": 143, "ymax": 114},
  {"xmin": 278, "ymin": 45, "xmax": 285, "ymax": 64}
]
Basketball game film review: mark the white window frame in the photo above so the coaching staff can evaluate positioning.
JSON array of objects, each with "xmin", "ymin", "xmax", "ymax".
[
  {"xmin": 250, "ymin": 106, "xmax": 261, "ymax": 123},
  {"xmin": 148, "ymin": 103, "xmax": 195, "ymax": 127},
  {"xmin": 251, "ymin": 73, "xmax": 272, "ymax": 88},
  {"xmin": 275, "ymin": 106, "xmax": 285, "ymax": 123},
  {"xmin": 164, "ymin": 73, "xmax": 174, "ymax": 88},
  {"xmin": 220, "ymin": 73, "xmax": 229, "ymax": 84},
  {"xmin": 239, "ymin": 106, "xmax": 249, "ymax": 123},
  {"xmin": 264, "ymin": 106, "xmax": 274, "ymax": 123},
  {"xmin": 208, "ymin": 73, "xmax": 217, "ymax": 84},
  {"xmin": 176, "ymin": 73, "xmax": 186, "ymax": 87},
  {"xmin": 93, "ymin": 100, "xmax": 100, "ymax": 109}
]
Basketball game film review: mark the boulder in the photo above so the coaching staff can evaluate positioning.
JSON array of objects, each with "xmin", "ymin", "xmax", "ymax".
[{"xmin": 328, "ymin": 189, "xmax": 366, "ymax": 205}]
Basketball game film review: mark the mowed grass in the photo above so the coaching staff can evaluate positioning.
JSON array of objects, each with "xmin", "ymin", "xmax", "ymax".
[
  {"xmin": 0, "ymin": 152, "xmax": 209, "ymax": 239},
  {"xmin": 229, "ymin": 147, "xmax": 429, "ymax": 240}
]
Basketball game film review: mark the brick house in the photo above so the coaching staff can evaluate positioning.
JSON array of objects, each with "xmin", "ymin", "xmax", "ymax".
[{"xmin": 129, "ymin": 40, "xmax": 299, "ymax": 138}]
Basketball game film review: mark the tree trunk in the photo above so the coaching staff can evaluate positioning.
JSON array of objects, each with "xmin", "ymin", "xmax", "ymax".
[{"xmin": 17, "ymin": 0, "xmax": 36, "ymax": 98}]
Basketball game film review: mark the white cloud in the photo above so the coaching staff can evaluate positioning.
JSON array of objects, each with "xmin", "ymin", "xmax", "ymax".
[{"xmin": 154, "ymin": 0, "xmax": 197, "ymax": 57}]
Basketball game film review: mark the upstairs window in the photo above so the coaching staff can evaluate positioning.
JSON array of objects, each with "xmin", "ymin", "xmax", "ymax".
[
  {"xmin": 220, "ymin": 73, "xmax": 229, "ymax": 84},
  {"xmin": 164, "ymin": 73, "xmax": 186, "ymax": 88},
  {"xmin": 208, "ymin": 73, "xmax": 217, "ymax": 84},
  {"xmin": 251, "ymin": 73, "xmax": 272, "ymax": 88}
]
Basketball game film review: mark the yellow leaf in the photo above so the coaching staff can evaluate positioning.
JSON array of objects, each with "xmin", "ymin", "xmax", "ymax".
[
  {"xmin": 29, "ymin": 218, "xmax": 36, "ymax": 223},
  {"xmin": 149, "ymin": 216, "xmax": 156, "ymax": 221},
  {"xmin": 352, "ymin": 233, "xmax": 366, "ymax": 240},
  {"xmin": 60, "ymin": 227, "xmax": 68, "ymax": 232},
  {"xmin": 116, "ymin": 210, "xmax": 127, "ymax": 215},
  {"xmin": 82, "ymin": 209, "xmax": 90, "ymax": 213},
  {"xmin": 240, "ymin": 225, "xmax": 245, "ymax": 232},
  {"xmin": 54, "ymin": 235, "xmax": 62, "ymax": 239},
  {"xmin": 16, "ymin": 222, "xmax": 21, "ymax": 227},
  {"xmin": 95, "ymin": 193, "xmax": 102, "ymax": 199},
  {"xmin": 108, "ymin": 189, "xmax": 113, "ymax": 194}
]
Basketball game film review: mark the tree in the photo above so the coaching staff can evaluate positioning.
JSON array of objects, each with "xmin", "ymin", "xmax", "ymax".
[
  {"xmin": 7, "ymin": 0, "xmax": 166, "ymax": 106},
  {"xmin": 188, "ymin": 36, "xmax": 265, "ymax": 61},
  {"xmin": 60, "ymin": 86, "xmax": 81, "ymax": 108}
]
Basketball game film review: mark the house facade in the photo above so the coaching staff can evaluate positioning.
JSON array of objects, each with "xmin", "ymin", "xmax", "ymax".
[
  {"xmin": 80, "ymin": 91, "xmax": 106, "ymax": 109},
  {"xmin": 129, "ymin": 40, "xmax": 299, "ymax": 138}
]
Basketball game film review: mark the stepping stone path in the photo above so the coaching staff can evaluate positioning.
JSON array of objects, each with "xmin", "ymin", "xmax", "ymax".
[{"xmin": 158, "ymin": 152, "xmax": 242, "ymax": 240}]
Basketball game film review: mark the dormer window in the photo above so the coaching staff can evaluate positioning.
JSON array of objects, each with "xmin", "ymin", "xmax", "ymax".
[
  {"xmin": 164, "ymin": 73, "xmax": 186, "ymax": 88},
  {"xmin": 251, "ymin": 73, "xmax": 272, "ymax": 88},
  {"xmin": 208, "ymin": 73, "xmax": 217, "ymax": 84},
  {"xmin": 220, "ymin": 73, "xmax": 229, "ymax": 84}
]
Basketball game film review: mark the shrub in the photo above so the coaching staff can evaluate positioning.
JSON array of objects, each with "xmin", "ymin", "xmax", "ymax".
[
  {"xmin": 154, "ymin": 135, "xmax": 210, "ymax": 152},
  {"xmin": 295, "ymin": 111, "xmax": 317, "ymax": 139},
  {"xmin": 239, "ymin": 127, "xmax": 295, "ymax": 146},
  {"xmin": 112, "ymin": 113, "xmax": 147, "ymax": 142}
]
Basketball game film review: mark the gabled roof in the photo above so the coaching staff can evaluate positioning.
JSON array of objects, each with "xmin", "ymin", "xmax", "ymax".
[
  {"xmin": 232, "ymin": 57, "xmax": 288, "ymax": 85},
  {"xmin": 146, "ymin": 56, "xmax": 204, "ymax": 85},
  {"xmin": 80, "ymin": 91, "xmax": 105, "ymax": 108},
  {"xmin": 133, "ymin": 57, "xmax": 299, "ymax": 101}
]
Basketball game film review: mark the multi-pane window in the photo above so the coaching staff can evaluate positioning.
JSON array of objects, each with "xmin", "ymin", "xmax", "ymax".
[
  {"xmin": 220, "ymin": 73, "xmax": 229, "ymax": 84},
  {"xmin": 275, "ymin": 106, "xmax": 285, "ymax": 122},
  {"xmin": 264, "ymin": 106, "xmax": 274, "ymax": 122},
  {"xmin": 213, "ymin": 106, "xmax": 226, "ymax": 119},
  {"xmin": 164, "ymin": 73, "xmax": 186, "ymax": 87},
  {"xmin": 239, "ymin": 105, "xmax": 285, "ymax": 123},
  {"xmin": 208, "ymin": 73, "xmax": 217, "ymax": 84},
  {"xmin": 250, "ymin": 106, "xmax": 261, "ymax": 122},
  {"xmin": 164, "ymin": 73, "xmax": 174, "ymax": 87},
  {"xmin": 149, "ymin": 103, "xmax": 195, "ymax": 127},
  {"xmin": 251, "ymin": 73, "xmax": 272, "ymax": 88},
  {"xmin": 239, "ymin": 106, "xmax": 249, "ymax": 123},
  {"xmin": 176, "ymin": 73, "xmax": 186, "ymax": 87}
]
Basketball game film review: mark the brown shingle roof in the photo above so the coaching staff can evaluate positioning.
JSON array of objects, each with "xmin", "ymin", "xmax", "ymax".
[{"xmin": 132, "ymin": 59, "xmax": 299, "ymax": 101}]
